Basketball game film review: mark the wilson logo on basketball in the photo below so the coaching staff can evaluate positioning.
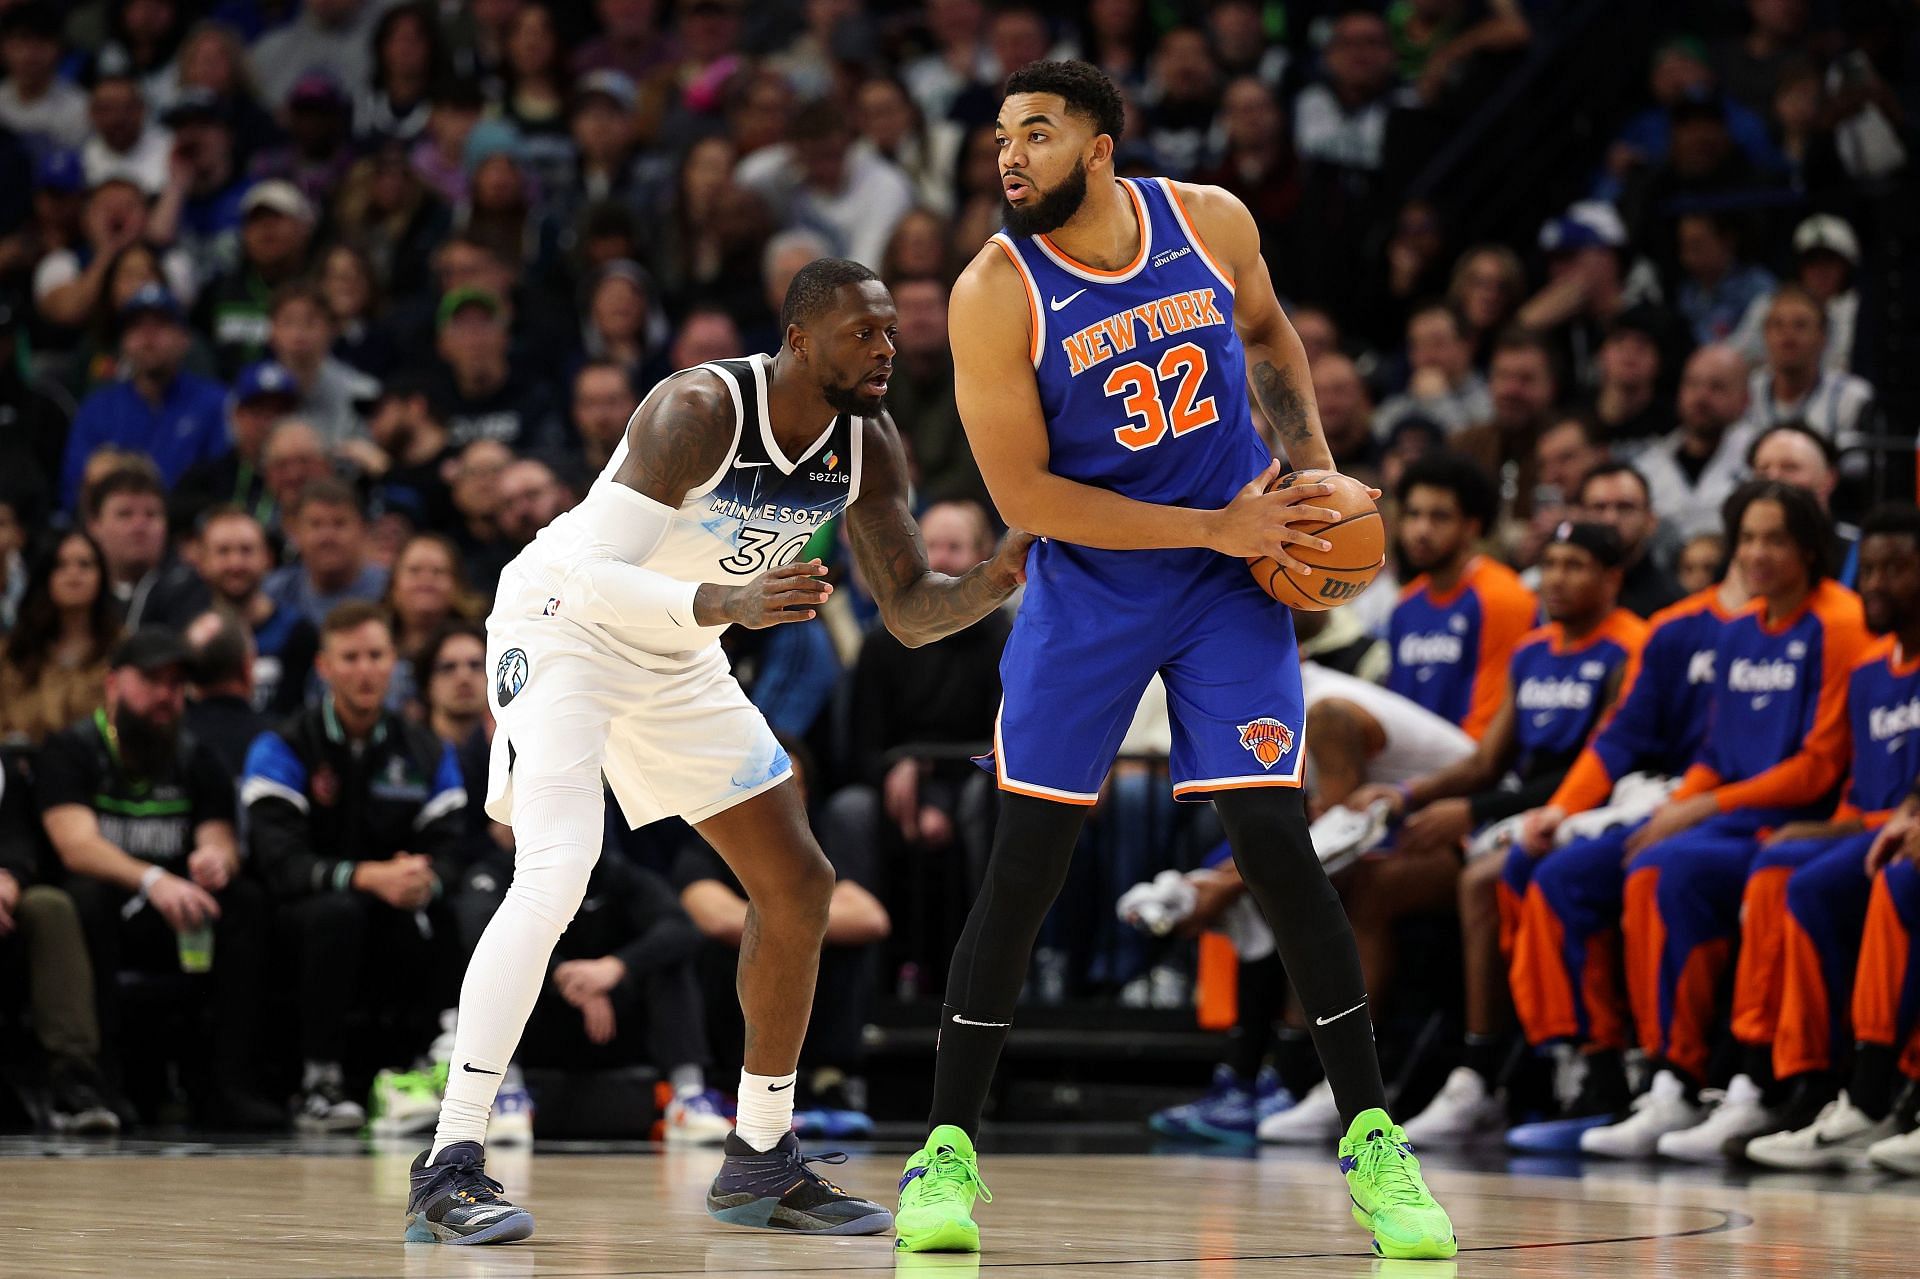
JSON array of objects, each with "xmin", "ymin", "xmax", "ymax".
[
  {"xmin": 1317, "ymin": 576, "xmax": 1365, "ymax": 601},
  {"xmin": 1237, "ymin": 718, "xmax": 1295, "ymax": 769}
]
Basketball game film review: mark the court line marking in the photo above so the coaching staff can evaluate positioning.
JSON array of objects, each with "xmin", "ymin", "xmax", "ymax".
[{"xmin": 321, "ymin": 1201, "xmax": 1753, "ymax": 1277}]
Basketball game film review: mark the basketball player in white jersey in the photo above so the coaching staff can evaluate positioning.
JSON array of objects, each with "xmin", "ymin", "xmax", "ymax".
[
  {"xmin": 1301, "ymin": 663, "xmax": 1478, "ymax": 801},
  {"xmin": 404, "ymin": 259, "xmax": 1032, "ymax": 1244}
]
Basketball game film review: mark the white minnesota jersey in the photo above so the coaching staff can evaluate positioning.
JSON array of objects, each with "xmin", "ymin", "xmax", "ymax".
[
  {"xmin": 1302, "ymin": 661, "xmax": 1475, "ymax": 784},
  {"xmin": 501, "ymin": 353, "xmax": 865, "ymax": 665}
]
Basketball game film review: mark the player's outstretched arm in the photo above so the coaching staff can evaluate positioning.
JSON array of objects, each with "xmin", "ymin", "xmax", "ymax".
[
  {"xmin": 1172, "ymin": 182, "xmax": 1335, "ymax": 474},
  {"xmin": 951, "ymin": 246, "xmax": 1339, "ymax": 567},
  {"xmin": 844, "ymin": 413, "xmax": 1032, "ymax": 649},
  {"xmin": 564, "ymin": 371, "xmax": 831, "ymax": 632}
]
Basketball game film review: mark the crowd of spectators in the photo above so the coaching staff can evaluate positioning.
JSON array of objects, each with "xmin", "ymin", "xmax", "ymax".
[{"xmin": 0, "ymin": 0, "xmax": 1917, "ymax": 1140}]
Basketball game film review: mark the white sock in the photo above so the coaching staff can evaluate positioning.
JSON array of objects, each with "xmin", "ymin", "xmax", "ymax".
[
  {"xmin": 736, "ymin": 1070, "xmax": 798, "ymax": 1150},
  {"xmin": 430, "ymin": 778, "xmax": 602, "ymax": 1160}
]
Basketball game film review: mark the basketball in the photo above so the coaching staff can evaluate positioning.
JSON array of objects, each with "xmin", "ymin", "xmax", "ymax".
[{"xmin": 1247, "ymin": 468, "xmax": 1385, "ymax": 612}]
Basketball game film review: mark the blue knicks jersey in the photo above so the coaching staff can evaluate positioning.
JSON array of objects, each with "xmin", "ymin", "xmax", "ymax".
[
  {"xmin": 1842, "ymin": 637, "xmax": 1920, "ymax": 818},
  {"xmin": 992, "ymin": 177, "xmax": 1269, "ymax": 603},
  {"xmin": 984, "ymin": 181, "xmax": 1317, "ymax": 803},
  {"xmin": 1386, "ymin": 557, "xmax": 1538, "ymax": 741},
  {"xmin": 1508, "ymin": 611, "xmax": 1646, "ymax": 766},
  {"xmin": 1700, "ymin": 582, "xmax": 1864, "ymax": 784},
  {"xmin": 1587, "ymin": 589, "xmax": 1729, "ymax": 786}
]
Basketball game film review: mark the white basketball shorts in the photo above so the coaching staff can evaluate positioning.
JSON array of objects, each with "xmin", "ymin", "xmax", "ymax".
[{"xmin": 482, "ymin": 562, "xmax": 792, "ymax": 830}]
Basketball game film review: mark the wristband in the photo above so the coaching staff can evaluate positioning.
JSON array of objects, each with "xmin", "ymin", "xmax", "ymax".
[{"xmin": 139, "ymin": 864, "xmax": 165, "ymax": 896}]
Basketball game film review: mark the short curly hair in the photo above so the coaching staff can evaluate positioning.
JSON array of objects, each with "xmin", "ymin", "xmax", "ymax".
[
  {"xmin": 781, "ymin": 257, "xmax": 881, "ymax": 331},
  {"xmin": 1003, "ymin": 59, "xmax": 1125, "ymax": 143},
  {"xmin": 1396, "ymin": 452, "xmax": 1499, "ymax": 535}
]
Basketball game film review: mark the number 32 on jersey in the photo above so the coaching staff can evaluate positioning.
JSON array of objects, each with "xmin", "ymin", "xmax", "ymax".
[{"xmin": 1104, "ymin": 342, "xmax": 1219, "ymax": 452}]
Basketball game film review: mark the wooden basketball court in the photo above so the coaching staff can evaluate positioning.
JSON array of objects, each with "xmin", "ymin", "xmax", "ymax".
[{"xmin": 6, "ymin": 1136, "xmax": 1913, "ymax": 1277}]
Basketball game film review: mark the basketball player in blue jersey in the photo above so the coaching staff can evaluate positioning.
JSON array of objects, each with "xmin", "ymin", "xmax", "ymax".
[
  {"xmin": 893, "ymin": 62, "xmax": 1455, "ymax": 1262},
  {"xmin": 403, "ymin": 259, "xmax": 1035, "ymax": 1245}
]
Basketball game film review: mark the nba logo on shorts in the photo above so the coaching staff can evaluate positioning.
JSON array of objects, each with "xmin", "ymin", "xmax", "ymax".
[
  {"xmin": 1237, "ymin": 718, "xmax": 1295, "ymax": 769},
  {"xmin": 496, "ymin": 648, "xmax": 529, "ymax": 706}
]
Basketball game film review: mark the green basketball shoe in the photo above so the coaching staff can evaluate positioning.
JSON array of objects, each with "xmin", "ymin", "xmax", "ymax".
[
  {"xmin": 369, "ymin": 1066, "xmax": 443, "ymax": 1138},
  {"xmin": 1339, "ymin": 1108, "xmax": 1457, "ymax": 1260},
  {"xmin": 895, "ymin": 1124, "xmax": 992, "ymax": 1253}
]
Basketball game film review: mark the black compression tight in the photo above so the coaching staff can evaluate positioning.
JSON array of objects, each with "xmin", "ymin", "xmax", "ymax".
[
  {"xmin": 929, "ymin": 787, "xmax": 1387, "ymax": 1137},
  {"xmin": 929, "ymin": 794, "xmax": 1087, "ymax": 1135},
  {"xmin": 1213, "ymin": 786, "xmax": 1387, "ymax": 1126}
]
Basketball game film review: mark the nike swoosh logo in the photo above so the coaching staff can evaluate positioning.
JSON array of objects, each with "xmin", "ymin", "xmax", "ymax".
[
  {"xmin": 951, "ymin": 1013, "xmax": 1012, "ymax": 1028},
  {"xmin": 1049, "ymin": 289, "xmax": 1086, "ymax": 311},
  {"xmin": 768, "ymin": 1080, "xmax": 795, "ymax": 1092},
  {"xmin": 1315, "ymin": 1000, "xmax": 1369, "ymax": 1027},
  {"xmin": 462, "ymin": 1063, "xmax": 502, "ymax": 1075},
  {"xmin": 734, "ymin": 459, "xmax": 771, "ymax": 469}
]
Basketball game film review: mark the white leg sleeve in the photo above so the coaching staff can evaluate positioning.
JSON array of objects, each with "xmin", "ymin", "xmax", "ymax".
[{"xmin": 432, "ymin": 772, "xmax": 604, "ymax": 1156}]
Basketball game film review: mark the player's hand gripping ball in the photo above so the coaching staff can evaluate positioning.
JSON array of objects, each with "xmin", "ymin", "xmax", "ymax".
[{"xmin": 1248, "ymin": 469, "xmax": 1384, "ymax": 611}]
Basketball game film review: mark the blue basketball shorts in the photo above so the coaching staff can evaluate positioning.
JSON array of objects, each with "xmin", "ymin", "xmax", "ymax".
[{"xmin": 982, "ymin": 560, "xmax": 1306, "ymax": 804}]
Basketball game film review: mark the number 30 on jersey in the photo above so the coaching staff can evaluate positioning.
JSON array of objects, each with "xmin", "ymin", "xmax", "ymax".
[
  {"xmin": 719, "ymin": 528, "xmax": 811, "ymax": 575},
  {"xmin": 1104, "ymin": 341, "xmax": 1219, "ymax": 452}
]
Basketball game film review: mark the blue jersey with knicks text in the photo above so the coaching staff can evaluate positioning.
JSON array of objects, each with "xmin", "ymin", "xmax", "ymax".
[
  {"xmin": 1842, "ymin": 636, "xmax": 1920, "ymax": 818},
  {"xmin": 1508, "ymin": 611, "xmax": 1646, "ymax": 769},
  {"xmin": 1385, "ymin": 557, "xmax": 1538, "ymax": 741},
  {"xmin": 1587, "ymin": 591, "xmax": 1728, "ymax": 783},
  {"xmin": 992, "ymin": 176, "xmax": 1269, "ymax": 608},
  {"xmin": 1696, "ymin": 581, "xmax": 1865, "ymax": 794}
]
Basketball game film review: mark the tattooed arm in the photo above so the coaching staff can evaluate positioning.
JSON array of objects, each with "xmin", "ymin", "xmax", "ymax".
[
  {"xmin": 845, "ymin": 414, "xmax": 1032, "ymax": 649},
  {"xmin": 609, "ymin": 368, "xmax": 736, "ymax": 505},
  {"xmin": 1172, "ymin": 182, "xmax": 1335, "ymax": 473}
]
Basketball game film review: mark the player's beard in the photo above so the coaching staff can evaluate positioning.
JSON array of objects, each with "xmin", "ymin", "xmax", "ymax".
[
  {"xmin": 1002, "ymin": 159, "xmax": 1089, "ymax": 238},
  {"xmin": 822, "ymin": 376, "xmax": 882, "ymax": 417}
]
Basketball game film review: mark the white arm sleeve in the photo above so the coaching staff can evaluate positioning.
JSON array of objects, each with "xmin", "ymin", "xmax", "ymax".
[{"xmin": 557, "ymin": 483, "xmax": 704, "ymax": 630}]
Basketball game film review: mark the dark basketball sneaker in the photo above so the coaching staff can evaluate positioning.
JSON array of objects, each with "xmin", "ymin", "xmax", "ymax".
[
  {"xmin": 706, "ymin": 1131, "xmax": 893, "ymax": 1234},
  {"xmin": 47, "ymin": 1061, "xmax": 120, "ymax": 1136},
  {"xmin": 404, "ymin": 1142, "xmax": 535, "ymax": 1245}
]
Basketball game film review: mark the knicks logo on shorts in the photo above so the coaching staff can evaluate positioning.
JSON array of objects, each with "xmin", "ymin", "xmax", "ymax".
[
  {"xmin": 1237, "ymin": 718, "xmax": 1295, "ymax": 769},
  {"xmin": 496, "ymin": 648, "xmax": 529, "ymax": 706}
]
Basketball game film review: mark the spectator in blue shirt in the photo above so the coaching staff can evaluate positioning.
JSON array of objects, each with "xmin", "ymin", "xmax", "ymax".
[
  {"xmin": 1675, "ymin": 211, "xmax": 1775, "ymax": 347},
  {"xmin": 154, "ymin": 90, "xmax": 249, "ymax": 287},
  {"xmin": 1594, "ymin": 38, "xmax": 1783, "ymax": 203},
  {"xmin": 60, "ymin": 284, "xmax": 229, "ymax": 511},
  {"xmin": 264, "ymin": 475, "xmax": 389, "ymax": 628}
]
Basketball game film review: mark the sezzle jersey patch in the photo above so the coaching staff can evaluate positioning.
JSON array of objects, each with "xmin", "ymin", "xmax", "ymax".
[{"xmin": 1237, "ymin": 717, "xmax": 1296, "ymax": 769}]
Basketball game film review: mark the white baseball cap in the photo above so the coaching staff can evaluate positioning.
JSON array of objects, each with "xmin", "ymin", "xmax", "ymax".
[{"xmin": 1792, "ymin": 214, "xmax": 1859, "ymax": 266}]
